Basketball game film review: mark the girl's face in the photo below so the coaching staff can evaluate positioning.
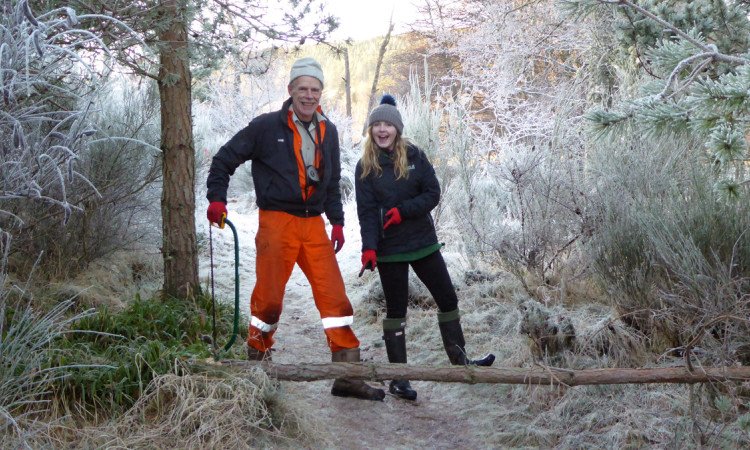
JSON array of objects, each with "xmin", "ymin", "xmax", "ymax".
[{"xmin": 371, "ymin": 121, "xmax": 398, "ymax": 150}]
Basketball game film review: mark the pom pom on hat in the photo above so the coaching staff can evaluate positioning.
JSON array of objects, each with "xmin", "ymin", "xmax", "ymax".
[
  {"xmin": 368, "ymin": 94, "xmax": 403, "ymax": 134},
  {"xmin": 380, "ymin": 94, "xmax": 397, "ymax": 107}
]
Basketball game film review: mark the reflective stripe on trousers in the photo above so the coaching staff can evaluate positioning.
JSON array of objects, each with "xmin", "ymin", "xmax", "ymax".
[
  {"xmin": 321, "ymin": 315, "xmax": 354, "ymax": 329},
  {"xmin": 250, "ymin": 315, "xmax": 278, "ymax": 333},
  {"xmin": 247, "ymin": 210, "xmax": 360, "ymax": 353}
]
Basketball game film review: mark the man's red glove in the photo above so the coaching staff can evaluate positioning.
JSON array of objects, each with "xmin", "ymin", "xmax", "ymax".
[
  {"xmin": 331, "ymin": 224, "xmax": 345, "ymax": 253},
  {"xmin": 207, "ymin": 201, "xmax": 227, "ymax": 227},
  {"xmin": 383, "ymin": 207, "xmax": 402, "ymax": 230},
  {"xmin": 360, "ymin": 249, "xmax": 377, "ymax": 275}
]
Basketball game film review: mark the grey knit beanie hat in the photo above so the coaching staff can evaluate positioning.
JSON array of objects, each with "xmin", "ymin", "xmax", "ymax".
[
  {"xmin": 289, "ymin": 57, "xmax": 324, "ymax": 88},
  {"xmin": 368, "ymin": 94, "xmax": 403, "ymax": 134}
]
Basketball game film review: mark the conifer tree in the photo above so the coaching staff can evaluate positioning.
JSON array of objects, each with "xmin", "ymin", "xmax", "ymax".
[
  {"xmin": 563, "ymin": 0, "xmax": 750, "ymax": 199},
  {"xmin": 35, "ymin": 0, "xmax": 337, "ymax": 297}
]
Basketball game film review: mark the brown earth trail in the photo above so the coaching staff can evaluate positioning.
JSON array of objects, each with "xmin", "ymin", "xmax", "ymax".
[{"xmin": 265, "ymin": 287, "xmax": 495, "ymax": 449}]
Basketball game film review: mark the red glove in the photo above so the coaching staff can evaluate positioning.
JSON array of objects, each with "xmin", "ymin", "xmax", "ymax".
[
  {"xmin": 383, "ymin": 207, "xmax": 402, "ymax": 230},
  {"xmin": 360, "ymin": 249, "xmax": 377, "ymax": 274},
  {"xmin": 331, "ymin": 224, "xmax": 345, "ymax": 253},
  {"xmin": 207, "ymin": 201, "xmax": 227, "ymax": 227}
]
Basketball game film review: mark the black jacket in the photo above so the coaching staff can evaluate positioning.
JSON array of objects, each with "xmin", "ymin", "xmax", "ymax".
[
  {"xmin": 206, "ymin": 98, "xmax": 344, "ymax": 225},
  {"xmin": 355, "ymin": 144, "xmax": 440, "ymax": 256}
]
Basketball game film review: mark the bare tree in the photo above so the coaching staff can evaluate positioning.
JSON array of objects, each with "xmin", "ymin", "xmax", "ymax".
[
  {"xmin": 343, "ymin": 47, "xmax": 352, "ymax": 117},
  {"xmin": 362, "ymin": 21, "xmax": 395, "ymax": 135}
]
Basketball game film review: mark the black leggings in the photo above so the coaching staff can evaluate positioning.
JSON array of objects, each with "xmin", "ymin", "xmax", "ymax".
[{"xmin": 377, "ymin": 250, "xmax": 459, "ymax": 319}]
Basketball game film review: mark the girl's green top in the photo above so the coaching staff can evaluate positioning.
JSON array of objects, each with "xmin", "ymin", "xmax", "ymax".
[{"xmin": 377, "ymin": 243, "xmax": 442, "ymax": 263}]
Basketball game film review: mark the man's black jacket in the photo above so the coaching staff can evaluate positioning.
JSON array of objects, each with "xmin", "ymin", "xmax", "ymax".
[{"xmin": 206, "ymin": 97, "xmax": 344, "ymax": 225}]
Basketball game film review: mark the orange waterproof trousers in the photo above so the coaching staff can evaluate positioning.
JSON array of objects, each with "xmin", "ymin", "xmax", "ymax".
[{"xmin": 247, "ymin": 210, "xmax": 360, "ymax": 353}]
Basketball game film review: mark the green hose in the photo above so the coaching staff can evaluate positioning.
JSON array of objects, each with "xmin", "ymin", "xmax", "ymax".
[{"xmin": 222, "ymin": 218, "xmax": 240, "ymax": 351}]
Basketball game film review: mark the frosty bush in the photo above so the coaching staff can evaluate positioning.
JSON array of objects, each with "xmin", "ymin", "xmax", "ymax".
[
  {"xmin": 0, "ymin": 2, "xmax": 162, "ymax": 277},
  {"xmin": 436, "ymin": 90, "xmax": 590, "ymax": 290},
  {"xmin": 0, "ymin": 1, "xmax": 100, "ymax": 229},
  {"xmin": 584, "ymin": 131, "xmax": 750, "ymax": 364},
  {"xmin": 14, "ymin": 80, "xmax": 163, "ymax": 278},
  {"xmin": 401, "ymin": 1, "xmax": 595, "ymax": 290}
]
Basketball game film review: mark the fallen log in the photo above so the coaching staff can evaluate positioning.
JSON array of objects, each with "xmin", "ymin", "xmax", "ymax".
[{"xmin": 204, "ymin": 360, "xmax": 750, "ymax": 386}]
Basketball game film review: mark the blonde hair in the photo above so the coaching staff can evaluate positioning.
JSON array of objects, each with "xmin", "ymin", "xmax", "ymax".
[{"xmin": 359, "ymin": 126, "xmax": 410, "ymax": 180}]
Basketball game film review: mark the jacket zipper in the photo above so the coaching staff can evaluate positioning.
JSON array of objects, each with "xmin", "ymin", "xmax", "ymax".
[{"xmin": 379, "ymin": 206, "xmax": 385, "ymax": 238}]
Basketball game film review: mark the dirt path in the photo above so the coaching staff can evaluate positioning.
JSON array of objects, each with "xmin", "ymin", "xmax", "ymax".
[{"xmin": 267, "ymin": 277, "xmax": 489, "ymax": 449}]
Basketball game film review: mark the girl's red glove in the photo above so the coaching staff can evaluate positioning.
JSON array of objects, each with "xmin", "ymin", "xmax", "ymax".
[
  {"xmin": 360, "ymin": 249, "xmax": 377, "ymax": 274},
  {"xmin": 383, "ymin": 207, "xmax": 401, "ymax": 229}
]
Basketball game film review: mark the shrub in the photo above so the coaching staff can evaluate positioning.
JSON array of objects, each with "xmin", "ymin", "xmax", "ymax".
[
  {"xmin": 584, "ymin": 132, "xmax": 750, "ymax": 364},
  {"xmin": 6, "ymin": 81, "xmax": 162, "ymax": 279}
]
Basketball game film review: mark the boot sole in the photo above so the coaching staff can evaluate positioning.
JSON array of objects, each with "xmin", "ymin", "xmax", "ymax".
[
  {"xmin": 331, "ymin": 380, "xmax": 385, "ymax": 401},
  {"xmin": 389, "ymin": 386, "xmax": 417, "ymax": 401},
  {"xmin": 473, "ymin": 353, "xmax": 495, "ymax": 367},
  {"xmin": 331, "ymin": 388, "xmax": 385, "ymax": 401}
]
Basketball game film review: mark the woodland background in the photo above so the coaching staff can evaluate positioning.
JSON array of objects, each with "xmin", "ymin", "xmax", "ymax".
[{"xmin": 2, "ymin": 0, "xmax": 750, "ymax": 448}]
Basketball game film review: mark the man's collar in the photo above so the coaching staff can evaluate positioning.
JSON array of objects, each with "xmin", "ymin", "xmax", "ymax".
[{"xmin": 290, "ymin": 107, "xmax": 325, "ymax": 126}]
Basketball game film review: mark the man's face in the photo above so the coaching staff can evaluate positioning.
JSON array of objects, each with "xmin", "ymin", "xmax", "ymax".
[{"xmin": 288, "ymin": 76, "xmax": 322, "ymax": 121}]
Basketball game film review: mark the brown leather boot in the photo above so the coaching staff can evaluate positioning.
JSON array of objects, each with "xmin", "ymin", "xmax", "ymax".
[
  {"xmin": 330, "ymin": 348, "xmax": 385, "ymax": 401},
  {"xmin": 247, "ymin": 345, "xmax": 272, "ymax": 361}
]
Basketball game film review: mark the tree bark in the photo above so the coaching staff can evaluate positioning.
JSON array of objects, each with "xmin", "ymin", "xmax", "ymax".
[
  {"xmin": 158, "ymin": 0, "xmax": 198, "ymax": 299},
  {"xmin": 210, "ymin": 361, "xmax": 750, "ymax": 386},
  {"xmin": 343, "ymin": 47, "xmax": 352, "ymax": 118}
]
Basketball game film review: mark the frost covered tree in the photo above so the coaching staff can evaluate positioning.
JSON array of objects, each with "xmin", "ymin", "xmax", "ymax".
[
  {"xmin": 563, "ymin": 0, "xmax": 750, "ymax": 198},
  {"xmin": 407, "ymin": 0, "xmax": 595, "ymax": 285}
]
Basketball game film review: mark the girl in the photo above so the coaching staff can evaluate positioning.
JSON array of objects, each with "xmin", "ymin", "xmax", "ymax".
[{"xmin": 355, "ymin": 95, "xmax": 495, "ymax": 401}]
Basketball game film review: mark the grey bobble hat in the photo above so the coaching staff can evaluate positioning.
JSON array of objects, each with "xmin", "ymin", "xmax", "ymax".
[
  {"xmin": 289, "ymin": 57, "xmax": 324, "ymax": 88},
  {"xmin": 367, "ymin": 94, "xmax": 403, "ymax": 134}
]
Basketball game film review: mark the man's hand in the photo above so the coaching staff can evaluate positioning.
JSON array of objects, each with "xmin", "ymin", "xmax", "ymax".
[
  {"xmin": 207, "ymin": 201, "xmax": 227, "ymax": 227},
  {"xmin": 383, "ymin": 207, "xmax": 402, "ymax": 230},
  {"xmin": 331, "ymin": 224, "xmax": 345, "ymax": 253},
  {"xmin": 359, "ymin": 249, "xmax": 377, "ymax": 276}
]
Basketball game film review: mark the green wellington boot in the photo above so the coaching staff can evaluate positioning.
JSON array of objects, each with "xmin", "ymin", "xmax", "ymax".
[
  {"xmin": 383, "ymin": 318, "xmax": 417, "ymax": 401},
  {"xmin": 438, "ymin": 309, "xmax": 495, "ymax": 366}
]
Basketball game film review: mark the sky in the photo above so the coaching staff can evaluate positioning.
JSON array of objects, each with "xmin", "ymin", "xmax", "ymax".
[{"xmin": 324, "ymin": 0, "xmax": 422, "ymax": 42}]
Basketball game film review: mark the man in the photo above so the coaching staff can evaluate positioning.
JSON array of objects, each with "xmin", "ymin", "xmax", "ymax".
[{"xmin": 206, "ymin": 57, "xmax": 384, "ymax": 401}]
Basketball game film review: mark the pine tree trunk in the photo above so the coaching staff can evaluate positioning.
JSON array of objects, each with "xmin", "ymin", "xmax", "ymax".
[{"xmin": 158, "ymin": 0, "xmax": 198, "ymax": 299}]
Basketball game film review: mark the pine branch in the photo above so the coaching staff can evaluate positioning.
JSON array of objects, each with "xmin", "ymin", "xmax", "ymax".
[{"xmin": 597, "ymin": 0, "xmax": 749, "ymax": 65}]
